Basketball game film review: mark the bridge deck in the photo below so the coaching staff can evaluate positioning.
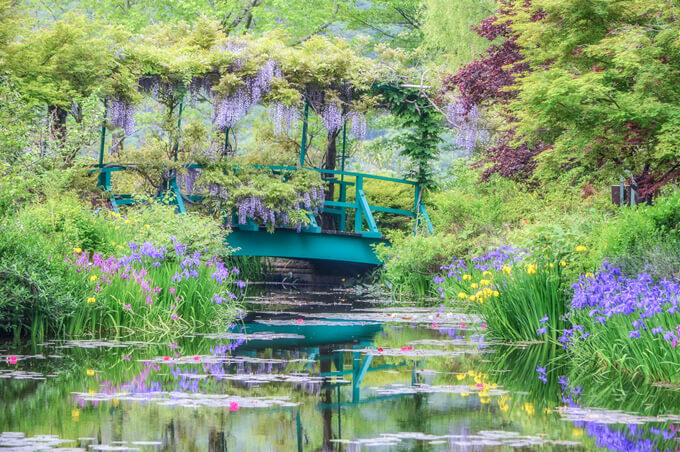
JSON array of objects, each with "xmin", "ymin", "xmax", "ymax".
[{"xmin": 228, "ymin": 227, "xmax": 387, "ymax": 265}]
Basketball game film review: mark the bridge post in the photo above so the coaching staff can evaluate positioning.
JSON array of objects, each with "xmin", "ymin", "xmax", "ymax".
[
  {"xmin": 96, "ymin": 99, "xmax": 108, "ymax": 189},
  {"xmin": 299, "ymin": 100, "xmax": 309, "ymax": 167},
  {"xmin": 354, "ymin": 175, "xmax": 363, "ymax": 233},
  {"xmin": 338, "ymin": 123, "xmax": 347, "ymax": 231}
]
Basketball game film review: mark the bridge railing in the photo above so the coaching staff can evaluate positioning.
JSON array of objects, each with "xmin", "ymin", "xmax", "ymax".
[{"xmin": 90, "ymin": 164, "xmax": 433, "ymax": 237}]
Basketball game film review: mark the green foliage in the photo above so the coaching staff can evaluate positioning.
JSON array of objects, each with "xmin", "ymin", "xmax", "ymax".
[
  {"xmin": 343, "ymin": 176, "xmax": 414, "ymax": 231},
  {"xmin": 0, "ymin": 221, "xmax": 88, "ymax": 341},
  {"xmin": 379, "ymin": 85, "xmax": 444, "ymax": 187},
  {"xmin": 505, "ymin": 0, "xmax": 680, "ymax": 187},
  {"xmin": 421, "ymin": 0, "xmax": 496, "ymax": 68},
  {"xmin": 379, "ymin": 163, "xmax": 618, "ymax": 297},
  {"xmin": 118, "ymin": 201, "xmax": 227, "ymax": 256},
  {"xmin": 199, "ymin": 164, "xmax": 324, "ymax": 231},
  {"xmin": 66, "ymin": 248, "xmax": 241, "ymax": 338},
  {"xmin": 0, "ymin": 193, "xmax": 234, "ymax": 339},
  {"xmin": 570, "ymin": 307, "xmax": 680, "ymax": 383},
  {"xmin": 479, "ymin": 262, "xmax": 567, "ymax": 342},
  {"xmin": 4, "ymin": 14, "xmax": 132, "ymax": 107},
  {"xmin": 376, "ymin": 232, "xmax": 458, "ymax": 297}
]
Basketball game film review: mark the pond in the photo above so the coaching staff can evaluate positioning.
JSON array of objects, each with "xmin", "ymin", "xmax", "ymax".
[{"xmin": 1, "ymin": 289, "xmax": 680, "ymax": 451}]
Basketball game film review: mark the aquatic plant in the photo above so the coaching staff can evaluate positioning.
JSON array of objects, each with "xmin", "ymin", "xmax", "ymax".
[
  {"xmin": 567, "ymin": 262, "xmax": 680, "ymax": 382},
  {"xmin": 434, "ymin": 246, "xmax": 568, "ymax": 341},
  {"xmin": 66, "ymin": 239, "xmax": 244, "ymax": 338}
]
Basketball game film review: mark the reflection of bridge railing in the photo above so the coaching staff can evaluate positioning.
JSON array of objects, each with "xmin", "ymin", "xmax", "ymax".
[{"xmin": 91, "ymin": 164, "xmax": 433, "ymax": 237}]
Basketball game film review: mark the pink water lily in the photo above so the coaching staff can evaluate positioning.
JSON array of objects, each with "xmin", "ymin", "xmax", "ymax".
[
  {"xmin": 296, "ymin": 319, "xmax": 303, "ymax": 324},
  {"xmin": 229, "ymin": 401, "xmax": 239, "ymax": 411},
  {"xmin": 8, "ymin": 356, "xmax": 17, "ymax": 365}
]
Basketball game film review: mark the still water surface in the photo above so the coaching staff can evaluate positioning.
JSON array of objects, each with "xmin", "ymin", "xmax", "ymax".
[{"xmin": 2, "ymin": 289, "xmax": 680, "ymax": 451}]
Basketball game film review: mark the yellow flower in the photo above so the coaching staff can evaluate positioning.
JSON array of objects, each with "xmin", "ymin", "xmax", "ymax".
[
  {"xmin": 469, "ymin": 295, "xmax": 476, "ymax": 302},
  {"xmin": 502, "ymin": 266, "xmax": 512, "ymax": 274},
  {"xmin": 125, "ymin": 219, "xmax": 131, "ymax": 224},
  {"xmin": 572, "ymin": 428, "xmax": 583, "ymax": 437},
  {"xmin": 585, "ymin": 272, "xmax": 594, "ymax": 278},
  {"xmin": 73, "ymin": 247, "xmax": 82, "ymax": 253},
  {"xmin": 457, "ymin": 292, "xmax": 467, "ymax": 299},
  {"xmin": 493, "ymin": 291, "xmax": 499, "ymax": 297},
  {"xmin": 480, "ymin": 279, "xmax": 490, "ymax": 286},
  {"xmin": 144, "ymin": 224, "xmax": 150, "ymax": 229},
  {"xmin": 87, "ymin": 297, "xmax": 96, "ymax": 304},
  {"xmin": 526, "ymin": 264, "xmax": 537, "ymax": 275},
  {"xmin": 460, "ymin": 393, "xmax": 469, "ymax": 397},
  {"xmin": 523, "ymin": 402, "xmax": 535, "ymax": 416},
  {"xmin": 456, "ymin": 373, "xmax": 466, "ymax": 380},
  {"xmin": 86, "ymin": 369, "xmax": 95, "ymax": 376},
  {"xmin": 482, "ymin": 271, "xmax": 492, "ymax": 276},
  {"xmin": 470, "ymin": 283, "xmax": 478, "ymax": 289},
  {"xmin": 480, "ymin": 397, "xmax": 490, "ymax": 404},
  {"xmin": 575, "ymin": 245, "xmax": 587, "ymax": 252},
  {"xmin": 113, "ymin": 398, "xmax": 119, "ymax": 407},
  {"xmin": 111, "ymin": 241, "xmax": 116, "ymax": 246},
  {"xmin": 90, "ymin": 275, "xmax": 98, "ymax": 282},
  {"xmin": 71, "ymin": 409, "xmax": 80, "ymax": 419},
  {"xmin": 341, "ymin": 278, "xmax": 345, "ymax": 282},
  {"xmin": 462, "ymin": 274, "xmax": 471, "ymax": 281},
  {"xmin": 88, "ymin": 389, "xmax": 96, "ymax": 394},
  {"xmin": 560, "ymin": 261, "xmax": 567, "ymax": 267},
  {"xmin": 549, "ymin": 263, "xmax": 554, "ymax": 268}
]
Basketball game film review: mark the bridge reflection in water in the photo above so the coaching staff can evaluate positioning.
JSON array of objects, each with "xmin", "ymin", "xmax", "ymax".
[{"xmin": 202, "ymin": 312, "xmax": 421, "ymax": 452}]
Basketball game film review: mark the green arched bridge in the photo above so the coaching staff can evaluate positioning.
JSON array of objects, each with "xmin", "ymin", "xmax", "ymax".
[{"xmin": 93, "ymin": 164, "xmax": 432, "ymax": 265}]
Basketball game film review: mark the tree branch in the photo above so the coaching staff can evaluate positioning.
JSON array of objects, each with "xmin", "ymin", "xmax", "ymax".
[
  {"xmin": 393, "ymin": 6, "xmax": 420, "ymax": 30},
  {"xmin": 225, "ymin": 0, "xmax": 259, "ymax": 35},
  {"xmin": 291, "ymin": 3, "xmax": 340, "ymax": 45}
]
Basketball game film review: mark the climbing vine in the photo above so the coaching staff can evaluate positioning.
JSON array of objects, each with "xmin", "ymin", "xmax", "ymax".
[{"xmin": 378, "ymin": 85, "xmax": 444, "ymax": 188}]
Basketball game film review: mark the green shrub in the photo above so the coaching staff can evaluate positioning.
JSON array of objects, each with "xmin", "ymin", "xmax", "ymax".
[
  {"xmin": 376, "ymin": 232, "xmax": 459, "ymax": 297},
  {"xmin": 0, "ymin": 221, "xmax": 88, "ymax": 340}
]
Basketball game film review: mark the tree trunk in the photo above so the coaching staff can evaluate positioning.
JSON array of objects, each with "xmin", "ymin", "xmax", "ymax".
[
  {"xmin": 321, "ymin": 128, "xmax": 341, "ymax": 230},
  {"xmin": 48, "ymin": 105, "xmax": 68, "ymax": 145},
  {"xmin": 110, "ymin": 130, "xmax": 124, "ymax": 156}
]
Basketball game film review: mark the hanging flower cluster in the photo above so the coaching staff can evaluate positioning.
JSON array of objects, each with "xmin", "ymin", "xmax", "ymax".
[
  {"xmin": 108, "ymin": 97, "xmax": 136, "ymax": 136},
  {"xmin": 234, "ymin": 185, "xmax": 325, "ymax": 232},
  {"xmin": 197, "ymin": 166, "xmax": 326, "ymax": 232},
  {"xmin": 446, "ymin": 98, "xmax": 487, "ymax": 155},
  {"xmin": 269, "ymin": 102, "xmax": 298, "ymax": 135},
  {"xmin": 214, "ymin": 59, "xmax": 281, "ymax": 130}
]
